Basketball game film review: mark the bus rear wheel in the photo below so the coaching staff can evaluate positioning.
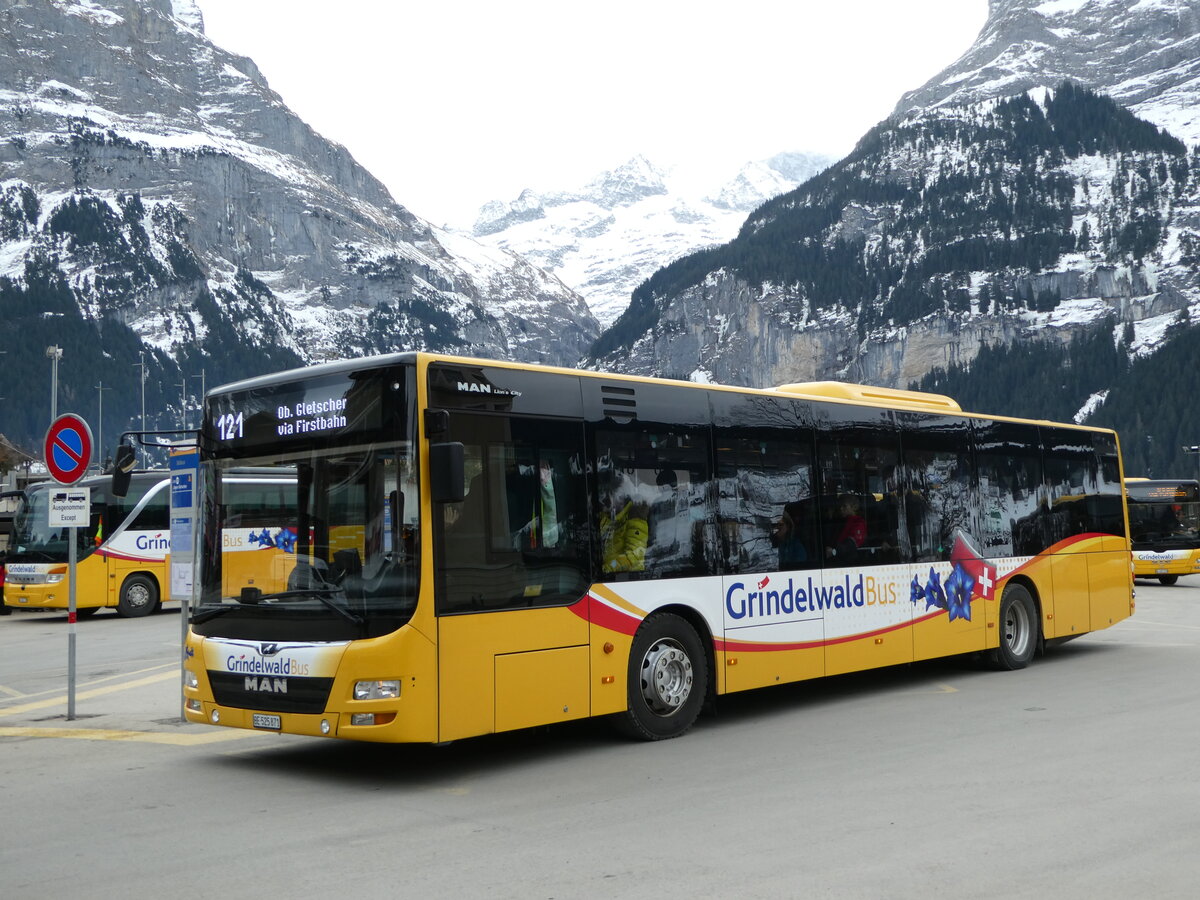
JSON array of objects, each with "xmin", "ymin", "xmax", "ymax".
[
  {"xmin": 991, "ymin": 583, "xmax": 1038, "ymax": 670},
  {"xmin": 117, "ymin": 574, "xmax": 159, "ymax": 618},
  {"xmin": 616, "ymin": 614, "xmax": 707, "ymax": 741},
  {"xmin": 1158, "ymin": 575, "xmax": 1179, "ymax": 586}
]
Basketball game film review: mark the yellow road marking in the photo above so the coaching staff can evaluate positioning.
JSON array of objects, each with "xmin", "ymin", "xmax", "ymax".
[
  {"xmin": 0, "ymin": 725, "xmax": 254, "ymax": 745},
  {"xmin": 0, "ymin": 669, "xmax": 178, "ymax": 718}
]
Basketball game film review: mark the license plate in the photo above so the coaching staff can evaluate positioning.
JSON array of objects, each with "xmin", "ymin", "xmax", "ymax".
[
  {"xmin": 1156, "ymin": 568, "xmax": 1169, "ymax": 574},
  {"xmin": 252, "ymin": 713, "xmax": 281, "ymax": 730}
]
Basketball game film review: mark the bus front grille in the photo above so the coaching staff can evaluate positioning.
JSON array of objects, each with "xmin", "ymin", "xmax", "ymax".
[{"xmin": 207, "ymin": 671, "xmax": 334, "ymax": 714}]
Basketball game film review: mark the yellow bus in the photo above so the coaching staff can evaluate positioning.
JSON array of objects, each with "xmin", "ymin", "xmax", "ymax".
[
  {"xmin": 4, "ymin": 469, "xmax": 303, "ymax": 618},
  {"xmin": 4, "ymin": 471, "xmax": 171, "ymax": 617},
  {"xmin": 179, "ymin": 352, "xmax": 1134, "ymax": 743},
  {"xmin": 1124, "ymin": 478, "xmax": 1200, "ymax": 585}
]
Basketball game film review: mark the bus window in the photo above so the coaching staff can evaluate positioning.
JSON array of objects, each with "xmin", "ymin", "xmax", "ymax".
[
  {"xmin": 898, "ymin": 413, "xmax": 975, "ymax": 563},
  {"xmin": 437, "ymin": 415, "xmax": 589, "ymax": 614},
  {"xmin": 974, "ymin": 420, "xmax": 1044, "ymax": 557},
  {"xmin": 815, "ymin": 406, "xmax": 901, "ymax": 566},
  {"xmin": 593, "ymin": 425, "xmax": 713, "ymax": 579}
]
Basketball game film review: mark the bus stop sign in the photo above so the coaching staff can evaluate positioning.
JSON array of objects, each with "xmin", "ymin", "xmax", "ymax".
[{"xmin": 44, "ymin": 414, "xmax": 93, "ymax": 485}]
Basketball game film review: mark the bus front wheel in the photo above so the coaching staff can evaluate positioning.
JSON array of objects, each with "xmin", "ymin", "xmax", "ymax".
[
  {"xmin": 991, "ymin": 583, "xmax": 1038, "ymax": 670},
  {"xmin": 117, "ymin": 574, "xmax": 159, "ymax": 618},
  {"xmin": 1158, "ymin": 575, "xmax": 1179, "ymax": 586},
  {"xmin": 616, "ymin": 614, "xmax": 707, "ymax": 741}
]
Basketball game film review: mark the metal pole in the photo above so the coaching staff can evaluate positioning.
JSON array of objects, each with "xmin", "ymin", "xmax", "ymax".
[
  {"xmin": 67, "ymin": 524, "xmax": 77, "ymax": 720},
  {"xmin": 134, "ymin": 352, "xmax": 148, "ymax": 466},
  {"xmin": 46, "ymin": 345, "xmax": 62, "ymax": 422},
  {"xmin": 191, "ymin": 369, "xmax": 206, "ymax": 430},
  {"xmin": 96, "ymin": 380, "xmax": 111, "ymax": 469}
]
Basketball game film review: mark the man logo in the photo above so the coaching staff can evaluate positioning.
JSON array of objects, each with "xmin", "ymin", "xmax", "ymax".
[
  {"xmin": 260, "ymin": 642, "xmax": 280, "ymax": 656},
  {"xmin": 245, "ymin": 676, "xmax": 287, "ymax": 693}
]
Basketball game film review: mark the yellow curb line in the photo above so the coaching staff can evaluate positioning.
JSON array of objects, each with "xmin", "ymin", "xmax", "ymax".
[
  {"xmin": 0, "ymin": 669, "xmax": 180, "ymax": 718},
  {"xmin": 0, "ymin": 725, "xmax": 256, "ymax": 745}
]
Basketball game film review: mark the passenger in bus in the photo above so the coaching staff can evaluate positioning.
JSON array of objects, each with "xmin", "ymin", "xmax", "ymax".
[
  {"xmin": 510, "ymin": 459, "xmax": 560, "ymax": 550},
  {"xmin": 770, "ymin": 502, "xmax": 808, "ymax": 568},
  {"xmin": 826, "ymin": 494, "xmax": 866, "ymax": 563},
  {"xmin": 601, "ymin": 499, "xmax": 649, "ymax": 572}
]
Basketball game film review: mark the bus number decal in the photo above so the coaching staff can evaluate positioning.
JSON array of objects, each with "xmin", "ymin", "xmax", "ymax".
[{"xmin": 216, "ymin": 411, "xmax": 244, "ymax": 442}]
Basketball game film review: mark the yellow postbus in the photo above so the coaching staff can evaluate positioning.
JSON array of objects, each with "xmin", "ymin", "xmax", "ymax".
[
  {"xmin": 4, "ymin": 471, "xmax": 171, "ymax": 617},
  {"xmin": 179, "ymin": 352, "xmax": 1134, "ymax": 743},
  {"xmin": 1124, "ymin": 478, "xmax": 1200, "ymax": 585}
]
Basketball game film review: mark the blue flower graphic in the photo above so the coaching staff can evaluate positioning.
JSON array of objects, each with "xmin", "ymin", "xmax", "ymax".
[
  {"xmin": 944, "ymin": 563, "xmax": 975, "ymax": 622},
  {"xmin": 910, "ymin": 575, "xmax": 924, "ymax": 605},
  {"xmin": 924, "ymin": 567, "xmax": 946, "ymax": 612}
]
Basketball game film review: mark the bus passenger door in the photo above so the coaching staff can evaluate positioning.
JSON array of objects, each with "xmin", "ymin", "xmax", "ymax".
[{"xmin": 432, "ymin": 407, "xmax": 592, "ymax": 742}]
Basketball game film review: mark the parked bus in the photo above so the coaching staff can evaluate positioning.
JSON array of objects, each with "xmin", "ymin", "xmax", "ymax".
[
  {"xmin": 1124, "ymin": 478, "xmax": 1200, "ymax": 585},
  {"xmin": 179, "ymin": 352, "xmax": 1133, "ymax": 743},
  {"xmin": 3, "ymin": 471, "xmax": 171, "ymax": 617},
  {"xmin": 0, "ymin": 489, "xmax": 24, "ymax": 615}
]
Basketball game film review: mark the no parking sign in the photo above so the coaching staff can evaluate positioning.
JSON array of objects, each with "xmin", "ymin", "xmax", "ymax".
[{"xmin": 43, "ymin": 414, "xmax": 93, "ymax": 485}]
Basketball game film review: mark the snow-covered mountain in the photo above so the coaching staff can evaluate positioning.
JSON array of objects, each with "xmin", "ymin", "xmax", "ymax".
[
  {"xmin": 895, "ymin": 0, "xmax": 1200, "ymax": 145},
  {"xmin": 0, "ymin": 0, "xmax": 599, "ymax": 447},
  {"xmin": 469, "ymin": 152, "xmax": 833, "ymax": 325},
  {"xmin": 587, "ymin": 0, "xmax": 1200, "ymax": 458}
]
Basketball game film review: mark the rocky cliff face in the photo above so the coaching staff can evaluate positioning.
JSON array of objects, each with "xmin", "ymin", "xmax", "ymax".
[{"xmin": 0, "ymin": 0, "xmax": 599, "ymax": 446}]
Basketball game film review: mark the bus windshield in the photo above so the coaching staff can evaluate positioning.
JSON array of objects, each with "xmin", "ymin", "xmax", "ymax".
[
  {"xmin": 8, "ymin": 485, "xmax": 99, "ymax": 563},
  {"xmin": 193, "ymin": 361, "xmax": 419, "ymax": 641},
  {"xmin": 1126, "ymin": 485, "xmax": 1200, "ymax": 548}
]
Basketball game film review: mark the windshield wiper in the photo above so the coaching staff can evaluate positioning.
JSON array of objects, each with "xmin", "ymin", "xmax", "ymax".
[
  {"xmin": 191, "ymin": 604, "xmax": 238, "ymax": 624},
  {"xmin": 243, "ymin": 587, "xmax": 364, "ymax": 626}
]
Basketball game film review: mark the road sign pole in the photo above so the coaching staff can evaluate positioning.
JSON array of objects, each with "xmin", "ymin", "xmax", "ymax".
[
  {"xmin": 43, "ymin": 414, "xmax": 93, "ymax": 722},
  {"xmin": 67, "ymin": 527, "xmax": 77, "ymax": 720}
]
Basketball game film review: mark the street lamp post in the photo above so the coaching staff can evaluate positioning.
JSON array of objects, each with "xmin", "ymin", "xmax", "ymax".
[
  {"xmin": 191, "ymin": 369, "xmax": 206, "ymax": 430},
  {"xmin": 96, "ymin": 380, "xmax": 111, "ymax": 469},
  {"xmin": 46, "ymin": 345, "xmax": 63, "ymax": 421},
  {"xmin": 133, "ymin": 352, "xmax": 148, "ymax": 466}
]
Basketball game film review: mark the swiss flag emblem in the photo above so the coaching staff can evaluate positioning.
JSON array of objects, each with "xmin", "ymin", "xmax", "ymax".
[{"xmin": 951, "ymin": 531, "xmax": 998, "ymax": 601}]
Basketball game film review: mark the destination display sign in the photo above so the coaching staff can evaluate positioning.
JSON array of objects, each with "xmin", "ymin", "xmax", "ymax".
[
  {"xmin": 205, "ymin": 367, "xmax": 401, "ymax": 454},
  {"xmin": 1126, "ymin": 481, "xmax": 1199, "ymax": 503}
]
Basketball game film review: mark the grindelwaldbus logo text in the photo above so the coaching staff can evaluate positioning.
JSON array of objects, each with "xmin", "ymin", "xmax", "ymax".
[
  {"xmin": 726, "ymin": 574, "xmax": 900, "ymax": 620},
  {"xmin": 226, "ymin": 653, "xmax": 311, "ymax": 677}
]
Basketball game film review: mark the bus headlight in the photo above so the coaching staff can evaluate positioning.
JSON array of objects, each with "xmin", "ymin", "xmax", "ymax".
[
  {"xmin": 184, "ymin": 669, "xmax": 199, "ymax": 689},
  {"xmin": 354, "ymin": 679, "xmax": 400, "ymax": 700},
  {"xmin": 45, "ymin": 573, "xmax": 65, "ymax": 584}
]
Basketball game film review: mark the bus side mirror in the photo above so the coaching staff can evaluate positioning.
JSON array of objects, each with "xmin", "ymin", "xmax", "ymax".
[
  {"xmin": 429, "ymin": 442, "xmax": 465, "ymax": 503},
  {"xmin": 110, "ymin": 444, "xmax": 137, "ymax": 498}
]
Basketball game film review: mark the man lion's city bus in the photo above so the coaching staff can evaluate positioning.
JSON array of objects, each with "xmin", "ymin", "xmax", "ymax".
[
  {"xmin": 4, "ymin": 472, "xmax": 170, "ymax": 617},
  {"xmin": 1124, "ymin": 478, "xmax": 1200, "ymax": 585},
  {"xmin": 180, "ymin": 352, "xmax": 1134, "ymax": 743}
]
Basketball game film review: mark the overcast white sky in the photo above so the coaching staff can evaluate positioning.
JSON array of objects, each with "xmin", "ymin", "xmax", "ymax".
[{"xmin": 193, "ymin": 1, "xmax": 988, "ymax": 227}]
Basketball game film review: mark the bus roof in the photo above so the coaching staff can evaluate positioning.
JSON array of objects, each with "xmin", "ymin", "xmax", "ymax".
[
  {"xmin": 772, "ymin": 381, "xmax": 962, "ymax": 412},
  {"xmin": 205, "ymin": 350, "xmax": 1118, "ymax": 436}
]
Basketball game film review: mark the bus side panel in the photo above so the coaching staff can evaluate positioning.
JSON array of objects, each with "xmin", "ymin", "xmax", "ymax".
[
  {"xmin": 823, "ymin": 566, "xmax": 914, "ymax": 678},
  {"xmin": 437, "ymin": 606, "xmax": 588, "ymax": 742},
  {"xmin": 1087, "ymin": 549, "xmax": 1134, "ymax": 630},
  {"xmin": 912, "ymin": 598, "xmax": 986, "ymax": 661},
  {"xmin": 494, "ymin": 646, "xmax": 590, "ymax": 732},
  {"xmin": 1048, "ymin": 550, "xmax": 1091, "ymax": 638}
]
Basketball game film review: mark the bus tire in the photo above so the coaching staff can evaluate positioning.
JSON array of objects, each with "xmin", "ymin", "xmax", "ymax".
[
  {"xmin": 117, "ymin": 574, "xmax": 158, "ymax": 618},
  {"xmin": 991, "ymin": 583, "xmax": 1038, "ymax": 670},
  {"xmin": 616, "ymin": 614, "xmax": 707, "ymax": 741},
  {"xmin": 1158, "ymin": 575, "xmax": 1179, "ymax": 586}
]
